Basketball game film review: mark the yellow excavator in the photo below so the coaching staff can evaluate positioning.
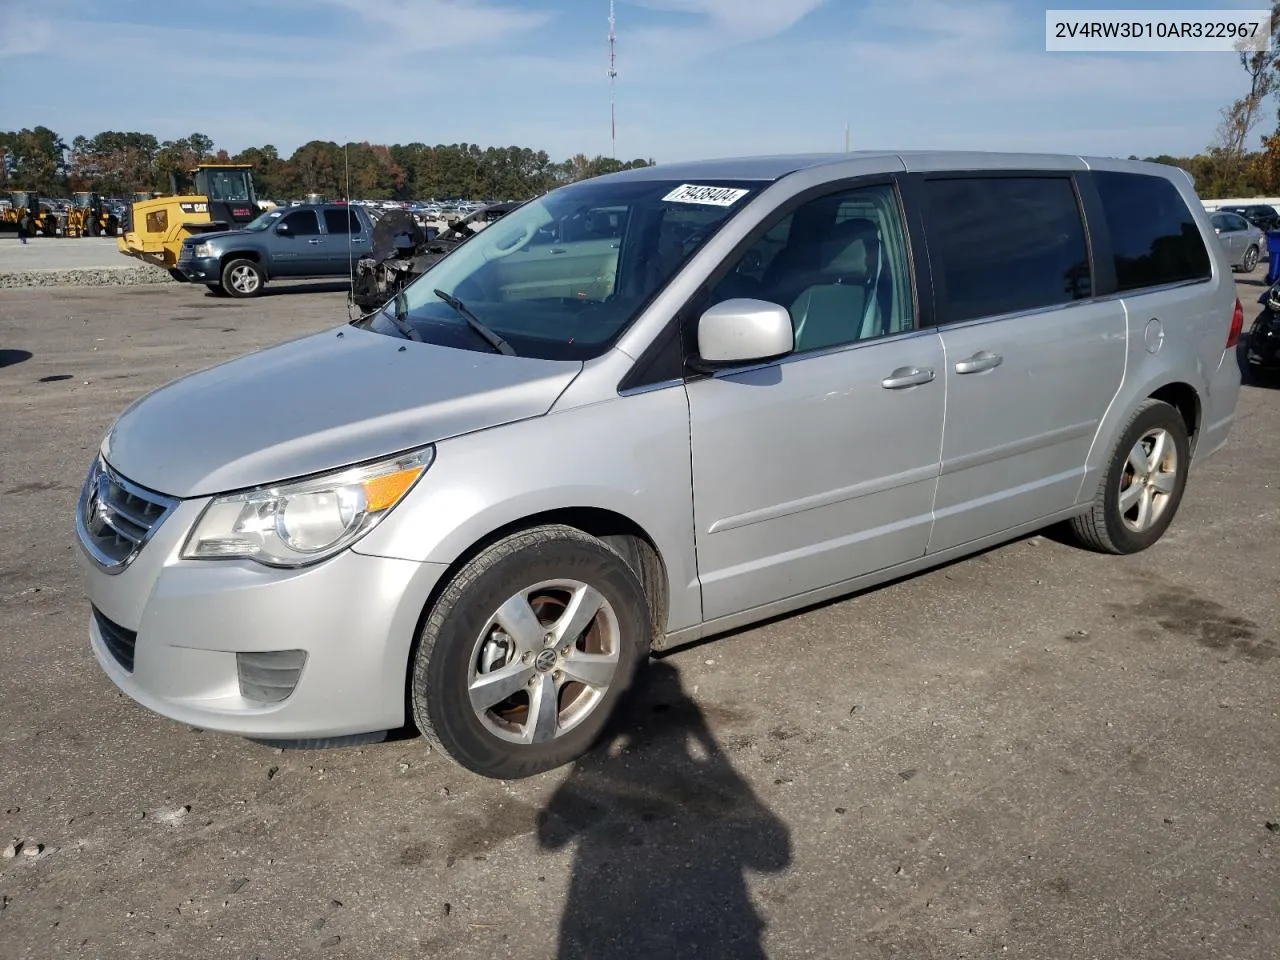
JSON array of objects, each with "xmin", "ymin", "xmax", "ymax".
[{"xmin": 117, "ymin": 164, "xmax": 261, "ymax": 275}]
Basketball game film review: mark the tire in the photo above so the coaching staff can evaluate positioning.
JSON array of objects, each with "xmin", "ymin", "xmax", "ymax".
[
  {"xmin": 1243, "ymin": 245, "xmax": 1260, "ymax": 273},
  {"xmin": 1069, "ymin": 399, "xmax": 1190, "ymax": 555},
  {"xmin": 221, "ymin": 258, "xmax": 264, "ymax": 298},
  {"xmin": 205, "ymin": 283, "xmax": 229, "ymax": 297},
  {"xmin": 410, "ymin": 524, "xmax": 651, "ymax": 779}
]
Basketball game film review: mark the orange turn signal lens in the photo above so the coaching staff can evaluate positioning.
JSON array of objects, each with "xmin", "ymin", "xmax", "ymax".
[{"xmin": 361, "ymin": 467, "xmax": 425, "ymax": 513}]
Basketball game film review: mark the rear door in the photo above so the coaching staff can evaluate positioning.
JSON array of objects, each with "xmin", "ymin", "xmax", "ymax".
[
  {"xmin": 268, "ymin": 209, "xmax": 326, "ymax": 276},
  {"xmin": 322, "ymin": 206, "xmax": 370, "ymax": 275},
  {"xmin": 912, "ymin": 172, "xmax": 1127, "ymax": 553}
]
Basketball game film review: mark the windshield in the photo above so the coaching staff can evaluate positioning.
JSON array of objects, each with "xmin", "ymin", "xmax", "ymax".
[
  {"xmin": 200, "ymin": 169, "xmax": 255, "ymax": 203},
  {"xmin": 364, "ymin": 178, "xmax": 762, "ymax": 360},
  {"xmin": 244, "ymin": 208, "xmax": 285, "ymax": 231}
]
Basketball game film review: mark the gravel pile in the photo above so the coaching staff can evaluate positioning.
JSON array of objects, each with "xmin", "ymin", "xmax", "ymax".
[{"xmin": 0, "ymin": 265, "xmax": 176, "ymax": 289}]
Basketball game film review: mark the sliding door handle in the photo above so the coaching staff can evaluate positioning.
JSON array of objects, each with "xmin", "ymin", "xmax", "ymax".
[{"xmin": 954, "ymin": 351, "xmax": 1003, "ymax": 374}]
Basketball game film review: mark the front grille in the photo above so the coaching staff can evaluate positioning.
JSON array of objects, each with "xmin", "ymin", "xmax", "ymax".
[
  {"xmin": 237, "ymin": 650, "xmax": 307, "ymax": 703},
  {"xmin": 77, "ymin": 458, "xmax": 178, "ymax": 572},
  {"xmin": 92, "ymin": 605, "xmax": 137, "ymax": 672}
]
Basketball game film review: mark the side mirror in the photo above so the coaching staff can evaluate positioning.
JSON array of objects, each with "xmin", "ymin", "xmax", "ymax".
[
  {"xmin": 1214, "ymin": 227, "xmax": 1221, "ymax": 235},
  {"xmin": 274, "ymin": 222, "xmax": 290, "ymax": 235},
  {"xmin": 695, "ymin": 298, "xmax": 794, "ymax": 367}
]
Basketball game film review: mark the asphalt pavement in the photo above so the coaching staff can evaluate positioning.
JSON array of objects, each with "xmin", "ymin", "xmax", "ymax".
[{"xmin": 0, "ymin": 277, "xmax": 1277, "ymax": 960}]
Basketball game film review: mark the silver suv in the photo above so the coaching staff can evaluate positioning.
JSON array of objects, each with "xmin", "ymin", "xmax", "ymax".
[{"xmin": 77, "ymin": 152, "xmax": 1242, "ymax": 778}]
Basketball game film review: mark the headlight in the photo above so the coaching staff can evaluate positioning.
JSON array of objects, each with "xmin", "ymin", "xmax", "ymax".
[
  {"xmin": 193, "ymin": 242, "xmax": 215, "ymax": 258},
  {"xmin": 182, "ymin": 447, "xmax": 433, "ymax": 567}
]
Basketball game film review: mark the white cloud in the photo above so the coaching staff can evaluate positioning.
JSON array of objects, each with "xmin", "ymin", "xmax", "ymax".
[
  {"xmin": 629, "ymin": 0, "xmax": 826, "ymax": 41},
  {"xmin": 304, "ymin": 0, "xmax": 551, "ymax": 50}
]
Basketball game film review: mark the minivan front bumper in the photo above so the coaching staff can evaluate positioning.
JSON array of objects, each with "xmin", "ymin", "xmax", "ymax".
[{"xmin": 77, "ymin": 478, "xmax": 446, "ymax": 739}]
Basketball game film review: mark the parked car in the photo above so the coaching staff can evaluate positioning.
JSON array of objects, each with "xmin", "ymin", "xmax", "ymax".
[
  {"xmin": 77, "ymin": 152, "xmax": 1241, "ymax": 779},
  {"xmin": 1217, "ymin": 202, "xmax": 1280, "ymax": 232},
  {"xmin": 174, "ymin": 202, "xmax": 373, "ymax": 297},
  {"xmin": 1209, "ymin": 210, "xmax": 1264, "ymax": 272},
  {"xmin": 1247, "ymin": 281, "xmax": 1280, "ymax": 373}
]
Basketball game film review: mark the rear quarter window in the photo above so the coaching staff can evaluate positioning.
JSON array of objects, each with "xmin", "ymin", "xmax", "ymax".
[
  {"xmin": 1092, "ymin": 171, "xmax": 1211, "ymax": 292},
  {"xmin": 922, "ymin": 176, "xmax": 1091, "ymax": 324}
]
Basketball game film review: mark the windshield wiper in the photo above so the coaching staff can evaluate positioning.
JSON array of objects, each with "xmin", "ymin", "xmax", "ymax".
[
  {"xmin": 389, "ymin": 290, "xmax": 424, "ymax": 342},
  {"xmin": 433, "ymin": 289, "xmax": 516, "ymax": 356}
]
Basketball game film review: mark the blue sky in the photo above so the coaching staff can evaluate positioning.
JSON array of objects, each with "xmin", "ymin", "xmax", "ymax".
[{"xmin": 0, "ymin": 0, "xmax": 1268, "ymax": 161}]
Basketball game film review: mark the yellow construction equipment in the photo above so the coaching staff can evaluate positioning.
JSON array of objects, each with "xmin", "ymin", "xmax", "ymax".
[
  {"xmin": 117, "ymin": 164, "xmax": 261, "ymax": 274},
  {"xmin": 66, "ymin": 192, "xmax": 120, "ymax": 238},
  {"xmin": 0, "ymin": 192, "xmax": 59, "ymax": 236}
]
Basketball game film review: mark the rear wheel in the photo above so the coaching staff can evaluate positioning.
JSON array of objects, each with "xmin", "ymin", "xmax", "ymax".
[
  {"xmin": 1069, "ymin": 400, "xmax": 1190, "ymax": 554},
  {"xmin": 222, "ymin": 258, "xmax": 264, "ymax": 298},
  {"xmin": 410, "ymin": 525, "xmax": 651, "ymax": 779},
  {"xmin": 1243, "ymin": 244, "xmax": 1260, "ymax": 272}
]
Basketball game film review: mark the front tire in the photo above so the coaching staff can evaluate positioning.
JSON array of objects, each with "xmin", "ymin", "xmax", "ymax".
[
  {"xmin": 1069, "ymin": 399, "xmax": 1190, "ymax": 554},
  {"xmin": 222, "ymin": 258, "xmax": 264, "ymax": 298},
  {"xmin": 410, "ymin": 525, "xmax": 651, "ymax": 779}
]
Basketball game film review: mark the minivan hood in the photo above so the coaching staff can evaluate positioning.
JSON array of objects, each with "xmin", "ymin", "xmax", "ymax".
[{"xmin": 101, "ymin": 326, "xmax": 582, "ymax": 498}]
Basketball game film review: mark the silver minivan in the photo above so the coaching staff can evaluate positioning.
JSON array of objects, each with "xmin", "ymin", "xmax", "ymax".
[{"xmin": 77, "ymin": 152, "xmax": 1243, "ymax": 778}]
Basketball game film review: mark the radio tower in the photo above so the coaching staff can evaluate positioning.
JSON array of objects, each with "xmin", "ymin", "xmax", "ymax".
[{"xmin": 608, "ymin": 0, "xmax": 618, "ymax": 159}]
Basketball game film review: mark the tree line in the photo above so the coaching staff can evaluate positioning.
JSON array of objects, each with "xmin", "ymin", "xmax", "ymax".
[{"xmin": 0, "ymin": 127, "xmax": 653, "ymax": 201}]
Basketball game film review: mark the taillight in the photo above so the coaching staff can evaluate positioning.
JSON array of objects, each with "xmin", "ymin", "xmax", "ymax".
[{"xmin": 1227, "ymin": 297, "xmax": 1243, "ymax": 348}]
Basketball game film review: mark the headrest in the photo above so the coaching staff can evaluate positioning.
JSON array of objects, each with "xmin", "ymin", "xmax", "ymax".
[{"xmin": 820, "ymin": 217, "xmax": 879, "ymax": 278}]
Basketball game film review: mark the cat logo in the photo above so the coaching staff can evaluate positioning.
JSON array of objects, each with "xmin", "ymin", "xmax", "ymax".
[{"xmin": 179, "ymin": 202, "xmax": 209, "ymax": 214}]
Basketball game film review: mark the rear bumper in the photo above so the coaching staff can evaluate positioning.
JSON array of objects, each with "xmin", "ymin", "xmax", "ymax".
[{"xmin": 1198, "ymin": 346, "xmax": 1243, "ymax": 461}]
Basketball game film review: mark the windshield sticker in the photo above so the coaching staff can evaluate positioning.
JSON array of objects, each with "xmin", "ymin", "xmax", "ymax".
[{"xmin": 661, "ymin": 184, "xmax": 750, "ymax": 207}]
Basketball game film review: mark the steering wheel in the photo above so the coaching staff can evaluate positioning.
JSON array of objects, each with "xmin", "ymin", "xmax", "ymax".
[{"xmin": 481, "ymin": 221, "xmax": 536, "ymax": 262}]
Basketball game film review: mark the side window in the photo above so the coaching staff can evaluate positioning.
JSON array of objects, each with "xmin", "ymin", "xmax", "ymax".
[
  {"xmin": 323, "ymin": 208, "xmax": 360, "ymax": 234},
  {"xmin": 1210, "ymin": 213, "xmax": 1227, "ymax": 231},
  {"xmin": 281, "ymin": 210, "xmax": 320, "ymax": 236},
  {"xmin": 1092, "ymin": 171, "xmax": 1211, "ymax": 292},
  {"xmin": 1229, "ymin": 213, "xmax": 1250, "ymax": 231},
  {"xmin": 923, "ymin": 176, "xmax": 1090, "ymax": 325},
  {"xmin": 709, "ymin": 183, "xmax": 915, "ymax": 352}
]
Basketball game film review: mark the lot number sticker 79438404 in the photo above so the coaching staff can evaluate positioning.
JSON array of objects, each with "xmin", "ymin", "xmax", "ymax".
[{"xmin": 661, "ymin": 184, "xmax": 750, "ymax": 206}]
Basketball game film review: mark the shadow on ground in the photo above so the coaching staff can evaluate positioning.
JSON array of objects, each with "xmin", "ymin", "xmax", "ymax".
[
  {"xmin": 0, "ymin": 349, "xmax": 33, "ymax": 368},
  {"xmin": 537, "ymin": 661, "xmax": 792, "ymax": 959},
  {"xmin": 201, "ymin": 280, "xmax": 351, "ymax": 299}
]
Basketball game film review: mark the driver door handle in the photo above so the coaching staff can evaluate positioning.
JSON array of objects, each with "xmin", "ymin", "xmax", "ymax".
[
  {"xmin": 881, "ymin": 366, "xmax": 935, "ymax": 389},
  {"xmin": 548, "ymin": 248, "xmax": 566, "ymax": 254},
  {"xmin": 954, "ymin": 351, "xmax": 1003, "ymax": 374}
]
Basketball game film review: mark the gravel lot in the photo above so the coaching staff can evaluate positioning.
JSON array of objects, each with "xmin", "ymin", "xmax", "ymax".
[{"xmin": 1, "ymin": 278, "xmax": 1277, "ymax": 960}]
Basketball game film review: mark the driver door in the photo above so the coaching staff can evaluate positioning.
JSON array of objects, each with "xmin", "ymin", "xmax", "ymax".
[
  {"xmin": 268, "ymin": 209, "xmax": 327, "ymax": 276},
  {"xmin": 686, "ymin": 181, "xmax": 945, "ymax": 621}
]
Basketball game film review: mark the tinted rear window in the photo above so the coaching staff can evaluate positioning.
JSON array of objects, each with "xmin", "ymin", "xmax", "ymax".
[
  {"xmin": 924, "ymin": 176, "xmax": 1091, "ymax": 324},
  {"xmin": 1093, "ymin": 171, "xmax": 1211, "ymax": 292}
]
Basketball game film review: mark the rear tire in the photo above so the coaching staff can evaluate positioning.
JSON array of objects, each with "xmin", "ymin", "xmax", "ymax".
[
  {"xmin": 410, "ymin": 525, "xmax": 651, "ymax": 779},
  {"xmin": 1243, "ymin": 244, "xmax": 1260, "ymax": 273},
  {"xmin": 1069, "ymin": 400, "xmax": 1190, "ymax": 555},
  {"xmin": 222, "ymin": 258, "xmax": 264, "ymax": 298}
]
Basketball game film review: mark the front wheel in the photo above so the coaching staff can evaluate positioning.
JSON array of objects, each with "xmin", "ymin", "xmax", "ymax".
[
  {"xmin": 410, "ymin": 525, "xmax": 651, "ymax": 779},
  {"xmin": 222, "ymin": 258, "xmax": 264, "ymax": 297},
  {"xmin": 1069, "ymin": 399, "xmax": 1190, "ymax": 554}
]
